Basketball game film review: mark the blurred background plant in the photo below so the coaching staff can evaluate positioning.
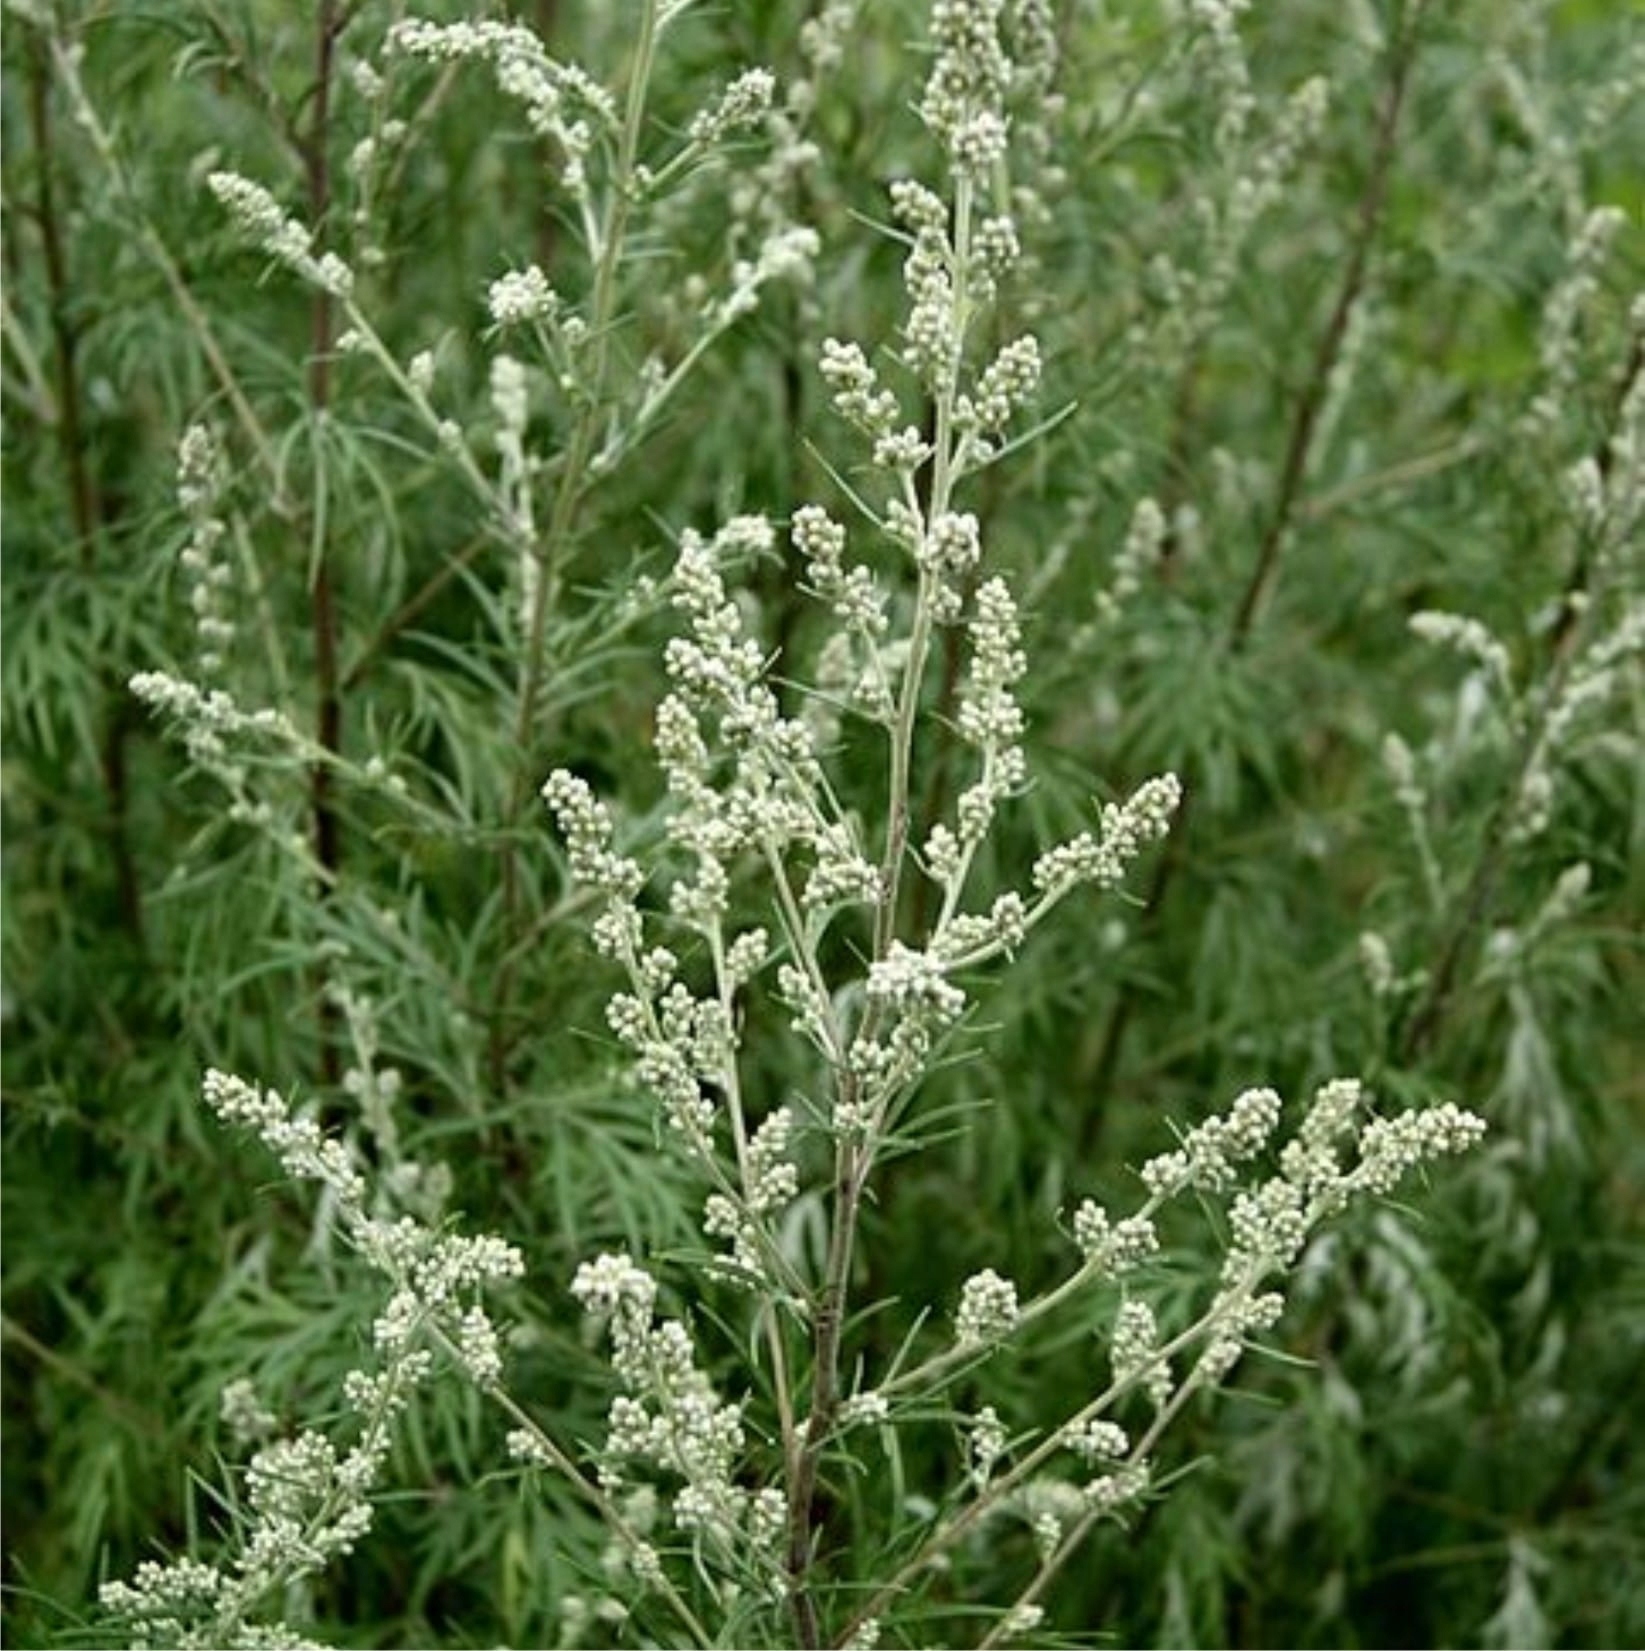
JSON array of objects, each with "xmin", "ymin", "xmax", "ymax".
[{"xmin": 2, "ymin": 0, "xmax": 1640, "ymax": 1646}]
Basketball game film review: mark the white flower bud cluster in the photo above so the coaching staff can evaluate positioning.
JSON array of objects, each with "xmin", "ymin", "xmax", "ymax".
[
  {"xmin": 607, "ymin": 979, "xmax": 722, "ymax": 1142},
  {"xmin": 244, "ymin": 1430, "xmax": 377, "ymax": 1552},
  {"xmin": 1409, "ymin": 610, "xmax": 1514, "ymax": 703},
  {"xmin": 725, "ymin": 926, "xmax": 770, "ymax": 985},
  {"xmin": 219, "ymin": 1377, "xmax": 278, "ymax": 1448},
  {"xmin": 999, "ymin": 1602, "xmax": 1046, "ymax": 1639},
  {"xmin": 507, "ymin": 1427, "xmax": 564, "ymax": 1474},
  {"xmin": 1083, "ymin": 1460, "xmax": 1151, "ymax": 1515},
  {"xmin": 930, "ymin": 890, "xmax": 1028, "ymax": 965},
  {"xmin": 1224, "ymin": 1173, "xmax": 1312, "ymax": 1280},
  {"xmin": 662, "ymin": 520, "xmax": 888, "ymax": 935},
  {"xmin": 1062, "ymin": 1417, "xmax": 1129, "ymax": 1464},
  {"xmin": 571, "ymin": 1250, "xmax": 765, "ymax": 1560},
  {"xmin": 902, "ymin": 213, "xmax": 961, "ymax": 395},
  {"xmin": 104, "ymin": 1071, "xmax": 522, "ymax": 1645},
  {"xmin": 687, "ymin": 68, "xmax": 777, "ymax": 148},
  {"xmin": 1352, "ymin": 1104, "xmax": 1490, "ymax": 1196},
  {"xmin": 542, "ymin": 770, "xmax": 644, "ymax": 905},
  {"xmin": 1097, "ymin": 496, "xmax": 1166, "ymax": 625},
  {"xmin": 1110, "ymin": 1298, "xmax": 1173, "ymax": 1407},
  {"xmin": 804, "ymin": 825, "xmax": 883, "ymax": 910},
  {"xmin": 966, "ymin": 334, "xmax": 1041, "ymax": 435},
  {"xmin": 1016, "ymin": 1481, "xmax": 1088, "ymax": 1548},
  {"xmin": 968, "ymin": 1403, "xmax": 1008, "ymax": 1486},
  {"xmin": 1195, "ymin": 1290, "xmax": 1284, "ymax": 1384},
  {"xmin": 101, "ymin": 1556, "xmax": 298, "ymax": 1649},
  {"xmin": 1080, "ymin": 1080, "xmax": 1460, "ymax": 1424},
  {"xmin": 330, "ymin": 986, "xmax": 443, "ymax": 1221},
  {"xmin": 129, "ymin": 672, "xmax": 295, "ymax": 795},
  {"xmin": 820, "ymin": 337, "xmax": 900, "ymax": 434},
  {"xmin": 489, "ymin": 354, "xmax": 539, "ymax": 627},
  {"xmin": 849, "ymin": 938, "xmax": 972, "ymax": 1120},
  {"xmin": 1283, "ymin": 1077, "xmax": 1364, "ymax": 1185},
  {"xmin": 205, "ymin": 1070, "xmax": 523, "ymax": 1374},
  {"xmin": 778, "ymin": 961, "xmax": 834, "ymax": 1058},
  {"xmin": 1224, "ymin": 74, "xmax": 1329, "ymax": 252},
  {"xmin": 1526, "ymin": 205, "xmax": 1627, "ymax": 433},
  {"xmin": 207, "ymin": 171, "xmax": 353, "ymax": 297},
  {"xmin": 703, "ymin": 1107, "xmax": 798, "ymax": 1278},
  {"xmin": 792, "ymin": 504, "xmax": 893, "ymax": 721},
  {"xmin": 1515, "ymin": 601, "xmax": 1645, "ymax": 838},
  {"xmin": 553, "ymin": 521, "xmax": 879, "ymax": 1163},
  {"xmin": 1004, "ymin": 0, "xmax": 1060, "ymax": 165},
  {"xmin": 952, "ymin": 575, "xmax": 1027, "ymax": 818},
  {"xmin": 1564, "ymin": 454, "xmax": 1607, "ymax": 535},
  {"xmin": 1186, "ymin": 1083, "xmax": 1486, "ymax": 1317},
  {"xmin": 873, "ymin": 424, "xmax": 937, "ymax": 472},
  {"xmin": 867, "ymin": 941, "xmax": 967, "ymax": 1025},
  {"xmin": 889, "ymin": 177, "xmax": 948, "ymax": 240},
  {"xmin": 841, "ymin": 1389, "xmax": 890, "ymax": 1429},
  {"xmin": 1381, "ymin": 732, "xmax": 1421, "ymax": 808},
  {"xmin": 1139, "ymin": 1086, "xmax": 1282, "ymax": 1196},
  {"xmin": 1032, "ymin": 773, "xmax": 1182, "ymax": 894},
  {"xmin": 1358, "ymin": 931, "xmax": 1397, "ymax": 998},
  {"xmin": 955, "ymin": 1267, "xmax": 1020, "ymax": 1346},
  {"xmin": 665, "ymin": 521, "xmax": 819, "ymax": 821},
  {"xmin": 975, "ymin": 211, "xmax": 1022, "ymax": 282},
  {"xmin": 1187, "ymin": 0, "xmax": 1254, "ymax": 150},
  {"xmin": 386, "ymin": 20, "xmax": 613, "ymax": 200},
  {"xmin": 203, "ymin": 1068, "xmax": 364, "ymax": 1205},
  {"xmin": 919, "ymin": 0, "xmax": 1011, "ymax": 175},
  {"xmin": 487, "ymin": 264, "xmax": 559, "ymax": 328},
  {"xmin": 714, "ymin": 79, "xmax": 827, "ymax": 315},
  {"xmin": 717, "ymin": 226, "xmax": 822, "ymax": 326},
  {"xmin": 571, "ymin": 1250, "xmax": 658, "ymax": 1320},
  {"xmin": 174, "ymin": 425, "xmax": 237, "ymax": 678},
  {"xmin": 921, "ymin": 508, "xmax": 982, "ymax": 583},
  {"xmin": 1071, "ymin": 1202, "xmax": 1160, "ymax": 1276}
]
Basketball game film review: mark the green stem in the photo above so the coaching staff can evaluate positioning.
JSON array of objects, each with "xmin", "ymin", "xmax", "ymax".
[
  {"xmin": 490, "ymin": 0, "xmax": 662, "ymax": 1093},
  {"xmin": 785, "ymin": 164, "xmax": 980, "ymax": 1651}
]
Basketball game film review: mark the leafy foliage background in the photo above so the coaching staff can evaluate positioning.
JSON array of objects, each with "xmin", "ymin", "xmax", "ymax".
[{"xmin": 3, "ymin": 0, "xmax": 1642, "ymax": 1645}]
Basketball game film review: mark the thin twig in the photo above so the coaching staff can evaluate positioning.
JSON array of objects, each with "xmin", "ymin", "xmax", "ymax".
[{"xmin": 306, "ymin": 0, "xmax": 346, "ymax": 1087}]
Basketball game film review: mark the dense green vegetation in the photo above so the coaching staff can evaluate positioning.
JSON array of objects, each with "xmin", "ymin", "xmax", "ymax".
[{"xmin": 3, "ymin": 1, "xmax": 1641, "ymax": 1646}]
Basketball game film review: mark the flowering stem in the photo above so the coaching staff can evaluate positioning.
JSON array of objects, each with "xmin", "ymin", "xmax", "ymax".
[
  {"xmin": 833, "ymin": 1264, "xmax": 1266, "ymax": 1648},
  {"xmin": 876, "ymin": 170, "xmax": 973, "ymax": 950},
  {"xmin": 1400, "ymin": 334, "xmax": 1643, "ymax": 1060},
  {"xmin": 786, "ymin": 165, "xmax": 982, "ymax": 1650},
  {"xmin": 491, "ymin": 0, "xmax": 661, "ymax": 1093},
  {"xmin": 209, "ymin": 1311, "xmax": 432, "ymax": 1642},
  {"xmin": 450, "ymin": 1343, "xmax": 718, "ymax": 1651},
  {"xmin": 878, "ymin": 1194, "xmax": 1173, "ymax": 1404},
  {"xmin": 973, "ymin": 1361, "xmax": 1211, "ymax": 1651}
]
